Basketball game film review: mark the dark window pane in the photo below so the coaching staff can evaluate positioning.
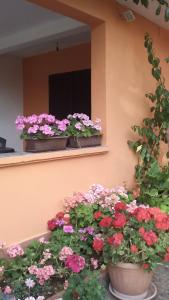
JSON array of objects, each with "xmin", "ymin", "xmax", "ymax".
[{"xmin": 49, "ymin": 69, "xmax": 91, "ymax": 119}]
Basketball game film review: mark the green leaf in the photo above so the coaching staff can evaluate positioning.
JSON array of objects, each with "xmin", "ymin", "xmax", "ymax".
[
  {"xmin": 141, "ymin": 0, "xmax": 149, "ymax": 8},
  {"xmin": 166, "ymin": 151, "xmax": 169, "ymax": 158},
  {"xmin": 133, "ymin": 0, "xmax": 140, "ymax": 4},
  {"xmin": 156, "ymin": 4, "xmax": 162, "ymax": 16},
  {"xmin": 165, "ymin": 7, "xmax": 169, "ymax": 21},
  {"xmin": 152, "ymin": 68, "xmax": 161, "ymax": 80}
]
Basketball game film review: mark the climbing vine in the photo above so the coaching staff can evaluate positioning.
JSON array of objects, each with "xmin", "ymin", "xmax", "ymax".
[
  {"xmin": 128, "ymin": 33, "xmax": 169, "ymax": 211},
  {"xmin": 125, "ymin": 0, "xmax": 169, "ymax": 21}
]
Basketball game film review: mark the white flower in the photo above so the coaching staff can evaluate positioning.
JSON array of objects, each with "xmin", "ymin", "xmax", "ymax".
[
  {"xmin": 36, "ymin": 297, "xmax": 45, "ymax": 300},
  {"xmin": 136, "ymin": 145, "xmax": 142, "ymax": 152},
  {"xmin": 25, "ymin": 297, "xmax": 35, "ymax": 300},
  {"xmin": 25, "ymin": 278, "xmax": 35, "ymax": 288}
]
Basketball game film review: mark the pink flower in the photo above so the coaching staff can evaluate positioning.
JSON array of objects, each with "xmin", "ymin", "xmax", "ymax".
[
  {"xmin": 63, "ymin": 225, "xmax": 74, "ymax": 233},
  {"xmin": 91, "ymin": 258, "xmax": 98, "ymax": 269},
  {"xmin": 28, "ymin": 125, "xmax": 39, "ymax": 134},
  {"xmin": 75, "ymin": 122, "xmax": 82, "ymax": 130},
  {"xmin": 28, "ymin": 265, "xmax": 55, "ymax": 285},
  {"xmin": 4, "ymin": 286, "xmax": 12, "ymax": 294},
  {"xmin": 39, "ymin": 125, "xmax": 54, "ymax": 136},
  {"xmin": 58, "ymin": 121, "xmax": 67, "ymax": 132},
  {"xmin": 65, "ymin": 254, "xmax": 85, "ymax": 273},
  {"xmin": 26, "ymin": 114, "xmax": 38, "ymax": 124},
  {"xmin": 38, "ymin": 237, "xmax": 49, "ymax": 244},
  {"xmin": 59, "ymin": 246, "xmax": 74, "ymax": 261},
  {"xmin": 7, "ymin": 244, "xmax": 24, "ymax": 258},
  {"xmin": 16, "ymin": 123, "xmax": 25, "ymax": 130}
]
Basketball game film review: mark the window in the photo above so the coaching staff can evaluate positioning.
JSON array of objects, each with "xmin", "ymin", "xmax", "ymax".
[{"xmin": 49, "ymin": 69, "xmax": 91, "ymax": 119}]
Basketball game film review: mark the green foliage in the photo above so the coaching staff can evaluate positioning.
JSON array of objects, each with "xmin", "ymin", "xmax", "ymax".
[
  {"xmin": 63, "ymin": 270, "xmax": 106, "ymax": 300},
  {"xmin": 124, "ymin": 0, "xmax": 169, "ymax": 21},
  {"xmin": 70, "ymin": 204, "xmax": 94, "ymax": 228},
  {"xmin": 128, "ymin": 33, "xmax": 169, "ymax": 210}
]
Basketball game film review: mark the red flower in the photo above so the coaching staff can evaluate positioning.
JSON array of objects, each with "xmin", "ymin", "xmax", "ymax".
[
  {"xmin": 143, "ymin": 263, "xmax": 149, "ymax": 269},
  {"xmin": 164, "ymin": 253, "xmax": 169, "ymax": 262},
  {"xmin": 134, "ymin": 208, "xmax": 151, "ymax": 222},
  {"xmin": 92, "ymin": 238, "xmax": 104, "ymax": 252},
  {"xmin": 112, "ymin": 213, "xmax": 126, "ymax": 228},
  {"xmin": 155, "ymin": 213, "xmax": 169, "ymax": 231},
  {"xmin": 114, "ymin": 201, "xmax": 127, "ymax": 211},
  {"xmin": 107, "ymin": 233, "xmax": 124, "ymax": 247},
  {"xmin": 142, "ymin": 230, "xmax": 158, "ymax": 246},
  {"xmin": 130, "ymin": 244, "xmax": 138, "ymax": 253},
  {"xmin": 56, "ymin": 212, "xmax": 65, "ymax": 219},
  {"xmin": 99, "ymin": 217, "xmax": 112, "ymax": 228},
  {"xmin": 94, "ymin": 211, "xmax": 103, "ymax": 220},
  {"xmin": 139, "ymin": 227, "xmax": 145, "ymax": 235},
  {"xmin": 167, "ymin": 247, "xmax": 169, "ymax": 253},
  {"xmin": 47, "ymin": 218, "xmax": 57, "ymax": 231}
]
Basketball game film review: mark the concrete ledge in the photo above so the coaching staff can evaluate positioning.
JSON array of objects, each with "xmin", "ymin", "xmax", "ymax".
[{"xmin": 0, "ymin": 146, "xmax": 109, "ymax": 168}]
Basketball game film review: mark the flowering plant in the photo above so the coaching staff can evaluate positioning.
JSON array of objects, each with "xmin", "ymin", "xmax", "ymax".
[
  {"xmin": 93, "ymin": 203, "xmax": 169, "ymax": 270},
  {"xmin": 67, "ymin": 113, "xmax": 102, "ymax": 137},
  {"xmin": 15, "ymin": 114, "xmax": 70, "ymax": 139}
]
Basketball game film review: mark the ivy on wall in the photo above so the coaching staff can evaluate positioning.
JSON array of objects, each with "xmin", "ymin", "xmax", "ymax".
[
  {"xmin": 124, "ymin": 0, "xmax": 169, "ymax": 21},
  {"xmin": 128, "ymin": 33, "xmax": 169, "ymax": 211}
]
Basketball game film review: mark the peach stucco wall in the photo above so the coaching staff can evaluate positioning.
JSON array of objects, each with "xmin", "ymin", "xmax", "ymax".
[
  {"xmin": 1, "ymin": 0, "xmax": 169, "ymax": 244},
  {"xmin": 23, "ymin": 43, "xmax": 91, "ymax": 115}
]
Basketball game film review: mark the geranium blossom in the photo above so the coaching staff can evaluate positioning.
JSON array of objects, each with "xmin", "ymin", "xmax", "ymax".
[
  {"xmin": 99, "ymin": 217, "xmax": 112, "ymax": 227},
  {"xmin": 112, "ymin": 212, "xmax": 127, "ymax": 228},
  {"xmin": 7, "ymin": 244, "xmax": 24, "ymax": 258},
  {"xmin": 107, "ymin": 233, "xmax": 124, "ymax": 247},
  {"xmin": 63, "ymin": 225, "xmax": 74, "ymax": 233},
  {"xmin": 4, "ymin": 286, "xmax": 12, "ymax": 294},
  {"xmin": 91, "ymin": 258, "xmax": 99, "ymax": 269},
  {"xmin": 130, "ymin": 245, "xmax": 138, "ymax": 253},
  {"xmin": 28, "ymin": 265, "xmax": 55, "ymax": 285},
  {"xmin": 59, "ymin": 246, "xmax": 74, "ymax": 261},
  {"xmin": 65, "ymin": 254, "xmax": 85, "ymax": 273},
  {"xmin": 93, "ymin": 237, "xmax": 104, "ymax": 252}
]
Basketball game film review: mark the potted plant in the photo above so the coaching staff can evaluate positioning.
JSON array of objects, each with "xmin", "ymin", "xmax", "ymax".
[
  {"xmin": 66, "ymin": 113, "xmax": 102, "ymax": 148},
  {"xmin": 15, "ymin": 114, "xmax": 70, "ymax": 152},
  {"xmin": 93, "ymin": 201, "xmax": 169, "ymax": 299}
]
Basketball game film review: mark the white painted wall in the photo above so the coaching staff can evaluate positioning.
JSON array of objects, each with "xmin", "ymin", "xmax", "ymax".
[{"xmin": 0, "ymin": 55, "xmax": 23, "ymax": 151}]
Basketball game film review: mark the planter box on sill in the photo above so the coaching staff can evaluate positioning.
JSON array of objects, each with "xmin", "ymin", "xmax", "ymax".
[
  {"xmin": 68, "ymin": 135, "xmax": 102, "ymax": 148},
  {"xmin": 25, "ymin": 137, "xmax": 68, "ymax": 153}
]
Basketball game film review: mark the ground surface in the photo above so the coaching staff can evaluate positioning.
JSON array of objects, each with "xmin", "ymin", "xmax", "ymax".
[{"xmin": 106, "ymin": 266, "xmax": 169, "ymax": 300}]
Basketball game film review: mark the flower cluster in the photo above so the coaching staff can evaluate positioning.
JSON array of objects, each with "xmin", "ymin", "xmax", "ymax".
[
  {"xmin": 67, "ymin": 113, "xmax": 102, "ymax": 137},
  {"xmin": 64, "ymin": 184, "xmax": 134, "ymax": 212},
  {"xmin": 59, "ymin": 246, "xmax": 74, "ymax": 261},
  {"xmin": 65, "ymin": 254, "xmax": 85, "ymax": 273},
  {"xmin": 1, "ymin": 184, "xmax": 169, "ymax": 300},
  {"xmin": 28, "ymin": 265, "xmax": 55, "ymax": 286},
  {"xmin": 6, "ymin": 244, "xmax": 24, "ymax": 258},
  {"xmin": 47, "ymin": 211, "xmax": 70, "ymax": 231},
  {"xmin": 15, "ymin": 114, "xmax": 70, "ymax": 139},
  {"xmin": 92, "ymin": 202, "xmax": 169, "ymax": 269}
]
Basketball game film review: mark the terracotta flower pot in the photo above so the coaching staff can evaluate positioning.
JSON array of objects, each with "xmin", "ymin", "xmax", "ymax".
[
  {"xmin": 108, "ymin": 263, "xmax": 153, "ymax": 299},
  {"xmin": 25, "ymin": 136, "xmax": 68, "ymax": 152},
  {"xmin": 68, "ymin": 135, "xmax": 102, "ymax": 148}
]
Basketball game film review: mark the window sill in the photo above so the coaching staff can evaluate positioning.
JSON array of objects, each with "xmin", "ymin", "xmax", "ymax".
[{"xmin": 0, "ymin": 146, "xmax": 109, "ymax": 168}]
